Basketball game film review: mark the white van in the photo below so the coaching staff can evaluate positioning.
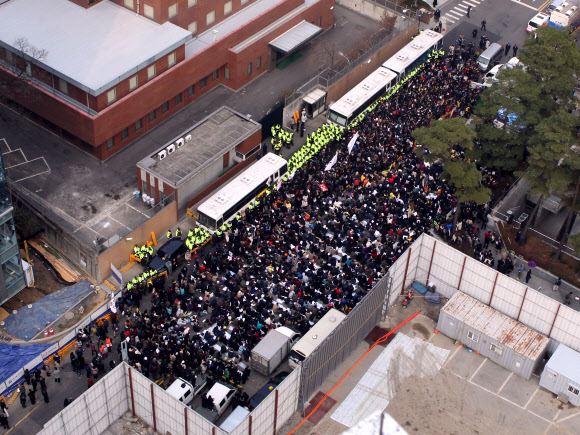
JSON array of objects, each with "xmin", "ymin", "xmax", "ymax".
[
  {"xmin": 288, "ymin": 308, "xmax": 347, "ymax": 369},
  {"xmin": 166, "ymin": 377, "xmax": 206, "ymax": 405},
  {"xmin": 206, "ymin": 382, "xmax": 237, "ymax": 415},
  {"xmin": 477, "ymin": 43, "xmax": 503, "ymax": 72}
]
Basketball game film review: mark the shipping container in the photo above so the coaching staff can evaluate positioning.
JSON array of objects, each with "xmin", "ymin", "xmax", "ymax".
[
  {"xmin": 539, "ymin": 344, "xmax": 580, "ymax": 405},
  {"xmin": 437, "ymin": 292, "xmax": 550, "ymax": 379}
]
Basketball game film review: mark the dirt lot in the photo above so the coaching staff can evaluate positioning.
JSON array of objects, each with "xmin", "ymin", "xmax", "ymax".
[{"xmin": 280, "ymin": 297, "xmax": 580, "ymax": 435}]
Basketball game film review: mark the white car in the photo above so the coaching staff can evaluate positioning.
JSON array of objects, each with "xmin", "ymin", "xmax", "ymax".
[
  {"xmin": 482, "ymin": 64, "xmax": 504, "ymax": 87},
  {"xmin": 527, "ymin": 12, "xmax": 550, "ymax": 32}
]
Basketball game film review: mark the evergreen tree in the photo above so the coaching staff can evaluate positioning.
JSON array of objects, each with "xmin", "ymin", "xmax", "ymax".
[{"xmin": 413, "ymin": 117, "xmax": 491, "ymax": 231}]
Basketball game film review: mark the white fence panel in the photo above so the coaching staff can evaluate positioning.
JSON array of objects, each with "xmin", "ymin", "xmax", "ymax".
[
  {"xmin": 153, "ymin": 383, "xmax": 187, "ymax": 435},
  {"xmin": 275, "ymin": 365, "xmax": 301, "ymax": 430},
  {"xmin": 130, "ymin": 368, "xmax": 155, "ymax": 429},
  {"xmin": 519, "ymin": 290, "xmax": 559, "ymax": 336},
  {"xmin": 550, "ymin": 306, "xmax": 580, "ymax": 350}
]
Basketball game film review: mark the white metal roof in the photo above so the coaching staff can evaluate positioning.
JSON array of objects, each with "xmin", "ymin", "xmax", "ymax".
[
  {"xmin": 545, "ymin": 344, "xmax": 580, "ymax": 381},
  {"xmin": 382, "ymin": 30, "xmax": 443, "ymax": 75},
  {"xmin": 0, "ymin": 0, "xmax": 191, "ymax": 96},
  {"xmin": 442, "ymin": 292, "xmax": 550, "ymax": 360},
  {"xmin": 185, "ymin": 0, "xmax": 285, "ymax": 58},
  {"xmin": 269, "ymin": 20, "xmax": 323, "ymax": 54},
  {"xmin": 329, "ymin": 67, "xmax": 397, "ymax": 118}
]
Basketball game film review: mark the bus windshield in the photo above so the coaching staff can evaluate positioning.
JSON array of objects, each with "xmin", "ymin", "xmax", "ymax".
[
  {"xmin": 328, "ymin": 111, "xmax": 347, "ymax": 126},
  {"xmin": 197, "ymin": 211, "xmax": 217, "ymax": 231}
]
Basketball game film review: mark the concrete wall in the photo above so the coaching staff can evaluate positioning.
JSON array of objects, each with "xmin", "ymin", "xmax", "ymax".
[
  {"xmin": 97, "ymin": 200, "xmax": 178, "ymax": 281},
  {"xmin": 337, "ymin": 0, "xmax": 398, "ymax": 21}
]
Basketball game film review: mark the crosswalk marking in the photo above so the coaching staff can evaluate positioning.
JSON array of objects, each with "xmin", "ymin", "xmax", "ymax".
[
  {"xmin": 454, "ymin": 6, "xmax": 467, "ymax": 13},
  {"xmin": 469, "ymin": 0, "xmax": 481, "ymax": 4},
  {"xmin": 455, "ymin": 5, "xmax": 468, "ymax": 10},
  {"xmin": 444, "ymin": 15, "xmax": 456, "ymax": 23},
  {"xmin": 447, "ymin": 10, "xmax": 463, "ymax": 18},
  {"xmin": 441, "ymin": 0, "xmax": 484, "ymax": 24},
  {"xmin": 464, "ymin": 1, "xmax": 478, "ymax": 6}
]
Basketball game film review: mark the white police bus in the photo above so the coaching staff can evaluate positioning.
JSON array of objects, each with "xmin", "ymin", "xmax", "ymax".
[
  {"xmin": 328, "ymin": 30, "xmax": 443, "ymax": 127},
  {"xmin": 196, "ymin": 153, "xmax": 288, "ymax": 233}
]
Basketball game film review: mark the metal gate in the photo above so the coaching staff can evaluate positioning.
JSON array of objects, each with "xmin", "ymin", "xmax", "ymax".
[
  {"xmin": 298, "ymin": 274, "xmax": 393, "ymax": 410},
  {"xmin": 259, "ymin": 102, "xmax": 284, "ymax": 141}
]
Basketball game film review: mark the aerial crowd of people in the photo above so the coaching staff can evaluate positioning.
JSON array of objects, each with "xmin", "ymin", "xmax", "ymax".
[{"xmin": 108, "ymin": 41, "xmax": 491, "ymax": 411}]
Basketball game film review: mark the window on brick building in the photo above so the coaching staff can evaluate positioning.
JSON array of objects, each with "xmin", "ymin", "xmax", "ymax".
[
  {"xmin": 121, "ymin": 128, "xmax": 129, "ymax": 140},
  {"xmin": 149, "ymin": 110, "xmax": 156, "ymax": 122},
  {"xmin": 124, "ymin": 0, "xmax": 134, "ymax": 9},
  {"xmin": 25, "ymin": 63, "xmax": 31, "ymax": 76},
  {"xmin": 107, "ymin": 137, "xmax": 115, "ymax": 150},
  {"xmin": 318, "ymin": 16, "xmax": 322, "ymax": 26},
  {"xmin": 224, "ymin": 1, "xmax": 232, "ymax": 14},
  {"xmin": 168, "ymin": 52, "xmax": 176, "ymax": 68},
  {"xmin": 206, "ymin": 10, "xmax": 215, "ymax": 25},
  {"xmin": 247, "ymin": 62, "xmax": 252, "ymax": 75},
  {"xmin": 144, "ymin": 4, "xmax": 154, "ymax": 19},
  {"xmin": 212, "ymin": 69, "xmax": 218, "ymax": 81},
  {"xmin": 107, "ymin": 88, "xmax": 116, "ymax": 105},
  {"xmin": 162, "ymin": 101, "xmax": 169, "ymax": 113},
  {"xmin": 59, "ymin": 78, "xmax": 68, "ymax": 94},
  {"xmin": 168, "ymin": 3, "xmax": 178, "ymax": 18},
  {"xmin": 188, "ymin": 0, "xmax": 196, "ymax": 6},
  {"xmin": 241, "ymin": 0, "xmax": 249, "ymax": 4},
  {"xmin": 188, "ymin": 21, "xmax": 197, "ymax": 34},
  {"xmin": 257, "ymin": 56, "xmax": 262, "ymax": 69},
  {"xmin": 147, "ymin": 64, "xmax": 156, "ymax": 80},
  {"xmin": 175, "ymin": 93, "xmax": 182, "ymax": 105},
  {"xmin": 200, "ymin": 77, "xmax": 207, "ymax": 88},
  {"xmin": 187, "ymin": 85, "xmax": 194, "ymax": 96},
  {"xmin": 136, "ymin": 118, "xmax": 143, "ymax": 131},
  {"xmin": 224, "ymin": 67, "xmax": 230, "ymax": 80},
  {"xmin": 129, "ymin": 75, "xmax": 138, "ymax": 91}
]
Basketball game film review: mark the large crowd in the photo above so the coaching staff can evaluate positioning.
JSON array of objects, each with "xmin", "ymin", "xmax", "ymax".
[{"xmin": 98, "ymin": 41, "xmax": 492, "ymax": 409}]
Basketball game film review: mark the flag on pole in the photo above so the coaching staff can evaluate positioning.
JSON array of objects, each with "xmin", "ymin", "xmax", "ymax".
[
  {"xmin": 347, "ymin": 133, "xmax": 359, "ymax": 154},
  {"xmin": 325, "ymin": 153, "xmax": 338, "ymax": 171}
]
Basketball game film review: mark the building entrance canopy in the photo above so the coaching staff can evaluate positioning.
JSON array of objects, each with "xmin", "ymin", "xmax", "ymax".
[{"xmin": 269, "ymin": 20, "xmax": 323, "ymax": 55}]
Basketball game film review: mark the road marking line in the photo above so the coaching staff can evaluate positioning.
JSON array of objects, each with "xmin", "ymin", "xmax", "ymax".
[
  {"xmin": 470, "ymin": 0, "xmax": 481, "ymax": 4},
  {"xmin": 454, "ymin": 7, "xmax": 467, "ymax": 14},
  {"xmin": 510, "ymin": 0, "xmax": 540, "ymax": 10},
  {"xmin": 455, "ymin": 5, "xmax": 468, "ymax": 10},
  {"xmin": 557, "ymin": 410, "xmax": 580, "ymax": 422},
  {"xmin": 6, "ymin": 407, "xmax": 38, "ymax": 434},
  {"xmin": 464, "ymin": 0, "xmax": 478, "ymax": 5},
  {"xmin": 524, "ymin": 387, "xmax": 539, "ymax": 409},
  {"xmin": 470, "ymin": 358, "xmax": 487, "ymax": 381},
  {"xmin": 498, "ymin": 372, "xmax": 513, "ymax": 393},
  {"xmin": 447, "ymin": 10, "xmax": 463, "ymax": 18},
  {"xmin": 442, "ymin": 344, "xmax": 462, "ymax": 367},
  {"xmin": 443, "ymin": 15, "xmax": 456, "ymax": 23},
  {"xmin": 537, "ymin": 0, "xmax": 551, "ymax": 10}
]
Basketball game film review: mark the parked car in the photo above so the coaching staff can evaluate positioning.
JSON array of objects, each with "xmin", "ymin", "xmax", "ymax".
[
  {"xmin": 248, "ymin": 371, "xmax": 290, "ymax": 409},
  {"xmin": 482, "ymin": 63, "xmax": 504, "ymax": 87}
]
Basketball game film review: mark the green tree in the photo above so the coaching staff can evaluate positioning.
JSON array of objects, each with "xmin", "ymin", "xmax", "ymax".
[
  {"xmin": 475, "ymin": 26, "xmax": 580, "ymax": 171},
  {"xmin": 413, "ymin": 117, "xmax": 491, "ymax": 231}
]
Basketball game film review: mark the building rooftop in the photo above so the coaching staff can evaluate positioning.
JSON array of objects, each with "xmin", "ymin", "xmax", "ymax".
[
  {"xmin": 185, "ymin": 0, "xmax": 286, "ymax": 58},
  {"xmin": 442, "ymin": 292, "xmax": 550, "ymax": 360},
  {"xmin": 138, "ymin": 107, "xmax": 261, "ymax": 186},
  {"xmin": 269, "ymin": 20, "xmax": 322, "ymax": 55},
  {"xmin": 0, "ymin": 0, "xmax": 191, "ymax": 95},
  {"xmin": 545, "ymin": 344, "xmax": 580, "ymax": 380}
]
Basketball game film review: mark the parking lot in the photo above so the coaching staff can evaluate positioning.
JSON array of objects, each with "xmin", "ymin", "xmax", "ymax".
[{"xmin": 281, "ymin": 297, "xmax": 580, "ymax": 435}]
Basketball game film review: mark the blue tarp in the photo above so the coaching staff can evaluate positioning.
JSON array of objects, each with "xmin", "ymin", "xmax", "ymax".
[
  {"xmin": 0, "ymin": 343, "xmax": 52, "ymax": 385},
  {"xmin": 2, "ymin": 280, "xmax": 93, "ymax": 340}
]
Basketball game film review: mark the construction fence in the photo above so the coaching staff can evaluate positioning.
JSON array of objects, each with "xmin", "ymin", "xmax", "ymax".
[{"xmin": 38, "ymin": 362, "xmax": 301, "ymax": 435}]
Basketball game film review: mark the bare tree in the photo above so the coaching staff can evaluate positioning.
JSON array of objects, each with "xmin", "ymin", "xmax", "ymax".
[{"xmin": 0, "ymin": 37, "xmax": 48, "ymax": 95}]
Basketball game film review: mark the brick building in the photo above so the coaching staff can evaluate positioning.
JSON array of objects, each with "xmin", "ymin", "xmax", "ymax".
[{"xmin": 0, "ymin": 0, "xmax": 334, "ymax": 161}]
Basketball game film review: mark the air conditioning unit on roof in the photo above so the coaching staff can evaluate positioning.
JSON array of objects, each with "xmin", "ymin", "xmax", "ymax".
[
  {"xmin": 167, "ymin": 144, "xmax": 176, "ymax": 154},
  {"xmin": 158, "ymin": 150, "xmax": 167, "ymax": 160},
  {"xmin": 176, "ymin": 138, "xmax": 185, "ymax": 148}
]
